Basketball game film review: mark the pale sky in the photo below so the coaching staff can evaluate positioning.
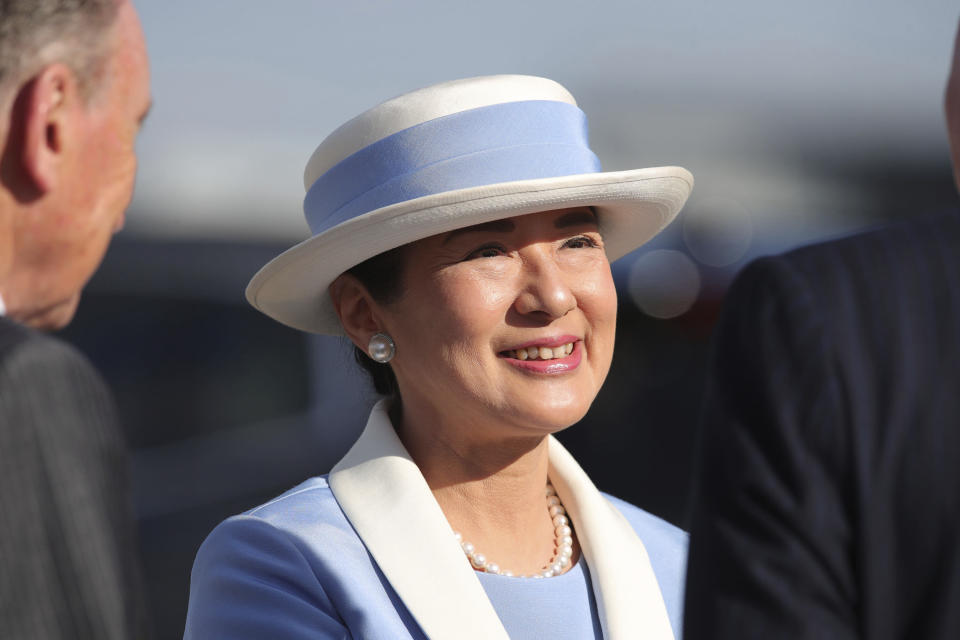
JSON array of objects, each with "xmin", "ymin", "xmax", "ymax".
[{"xmin": 129, "ymin": 1, "xmax": 960, "ymax": 242}]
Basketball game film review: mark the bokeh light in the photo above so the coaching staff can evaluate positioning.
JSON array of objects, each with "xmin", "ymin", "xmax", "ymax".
[
  {"xmin": 682, "ymin": 196, "xmax": 754, "ymax": 267},
  {"xmin": 627, "ymin": 249, "xmax": 702, "ymax": 319}
]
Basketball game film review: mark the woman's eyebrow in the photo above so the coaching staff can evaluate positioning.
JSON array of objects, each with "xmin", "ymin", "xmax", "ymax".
[
  {"xmin": 441, "ymin": 219, "xmax": 516, "ymax": 245},
  {"xmin": 554, "ymin": 209, "xmax": 598, "ymax": 229}
]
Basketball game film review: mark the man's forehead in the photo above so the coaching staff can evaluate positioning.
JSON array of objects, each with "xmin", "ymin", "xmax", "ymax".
[{"xmin": 103, "ymin": 0, "xmax": 150, "ymax": 109}]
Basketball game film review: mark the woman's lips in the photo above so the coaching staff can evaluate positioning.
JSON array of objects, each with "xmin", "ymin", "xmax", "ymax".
[{"xmin": 501, "ymin": 341, "xmax": 582, "ymax": 374}]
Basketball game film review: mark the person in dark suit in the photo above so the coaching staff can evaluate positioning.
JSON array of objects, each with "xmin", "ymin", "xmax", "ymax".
[
  {"xmin": 683, "ymin": 20, "xmax": 960, "ymax": 640},
  {"xmin": 0, "ymin": 1, "xmax": 152, "ymax": 638}
]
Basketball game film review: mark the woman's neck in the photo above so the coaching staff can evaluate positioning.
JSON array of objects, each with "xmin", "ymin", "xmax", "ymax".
[{"xmin": 394, "ymin": 401, "xmax": 575, "ymax": 576}]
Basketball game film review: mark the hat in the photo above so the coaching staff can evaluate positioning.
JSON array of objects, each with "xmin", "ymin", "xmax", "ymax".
[{"xmin": 246, "ymin": 74, "xmax": 693, "ymax": 335}]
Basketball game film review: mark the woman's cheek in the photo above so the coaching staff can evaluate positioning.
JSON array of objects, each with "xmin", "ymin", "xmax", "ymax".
[{"xmin": 449, "ymin": 278, "xmax": 514, "ymax": 315}]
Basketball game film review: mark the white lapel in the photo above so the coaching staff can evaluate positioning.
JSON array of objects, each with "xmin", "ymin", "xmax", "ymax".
[
  {"xmin": 329, "ymin": 401, "xmax": 675, "ymax": 640},
  {"xmin": 548, "ymin": 436, "xmax": 676, "ymax": 640},
  {"xmin": 329, "ymin": 401, "xmax": 510, "ymax": 640}
]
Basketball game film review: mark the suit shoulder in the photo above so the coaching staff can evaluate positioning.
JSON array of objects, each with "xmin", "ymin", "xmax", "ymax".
[
  {"xmin": 780, "ymin": 213, "xmax": 959, "ymax": 281},
  {"xmin": 186, "ymin": 503, "xmax": 349, "ymax": 638},
  {"xmin": 192, "ymin": 478, "xmax": 344, "ymax": 586},
  {"xmin": 195, "ymin": 509, "xmax": 317, "ymax": 571},
  {"xmin": 0, "ymin": 317, "xmax": 34, "ymax": 354},
  {"xmin": 0, "ymin": 320, "xmax": 115, "ymax": 438},
  {"xmin": 0, "ymin": 319, "xmax": 104, "ymax": 388},
  {"xmin": 721, "ymin": 214, "xmax": 960, "ymax": 347},
  {"xmin": 223, "ymin": 476, "xmax": 358, "ymax": 548},
  {"xmin": 244, "ymin": 476, "xmax": 338, "ymax": 521}
]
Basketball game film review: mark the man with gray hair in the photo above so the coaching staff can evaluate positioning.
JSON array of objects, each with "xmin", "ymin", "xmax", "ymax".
[{"xmin": 0, "ymin": 0, "xmax": 151, "ymax": 638}]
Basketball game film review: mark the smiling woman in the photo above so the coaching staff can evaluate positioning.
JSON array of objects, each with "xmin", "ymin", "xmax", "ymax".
[
  {"xmin": 370, "ymin": 207, "xmax": 617, "ymax": 442},
  {"xmin": 184, "ymin": 75, "xmax": 694, "ymax": 640}
]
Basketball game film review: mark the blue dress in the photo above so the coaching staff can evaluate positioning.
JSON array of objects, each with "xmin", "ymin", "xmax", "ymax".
[{"xmin": 477, "ymin": 555, "xmax": 603, "ymax": 638}]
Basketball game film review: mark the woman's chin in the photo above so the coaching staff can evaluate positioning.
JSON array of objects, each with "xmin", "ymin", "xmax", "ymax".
[
  {"xmin": 495, "ymin": 353, "xmax": 607, "ymax": 427},
  {"xmin": 498, "ymin": 397, "xmax": 593, "ymax": 437}
]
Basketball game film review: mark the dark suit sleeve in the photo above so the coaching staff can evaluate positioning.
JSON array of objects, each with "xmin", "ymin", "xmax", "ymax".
[
  {"xmin": 0, "ymin": 327, "xmax": 147, "ymax": 640},
  {"xmin": 683, "ymin": 257, "xmax": 858, "ymax": 639}
]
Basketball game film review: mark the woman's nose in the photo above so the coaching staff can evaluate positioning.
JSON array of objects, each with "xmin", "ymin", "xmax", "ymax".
[{"xmin": 513, "ymin": 253, "xmax": 577, "ymax": 319}]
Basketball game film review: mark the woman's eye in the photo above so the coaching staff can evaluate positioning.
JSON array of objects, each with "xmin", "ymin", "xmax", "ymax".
[
  {"xmin": 563, "ymin": 235, "xmax": 600, "ymax": 249},
  {"xmin": 466, "ymin": 244, "xmax": 507, "ymax": 260}
]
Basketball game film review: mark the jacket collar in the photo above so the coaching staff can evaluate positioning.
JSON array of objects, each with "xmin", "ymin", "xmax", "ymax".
[{"xmin": 329, "ymin": 400, "xmax": 674, "ymax": 640}]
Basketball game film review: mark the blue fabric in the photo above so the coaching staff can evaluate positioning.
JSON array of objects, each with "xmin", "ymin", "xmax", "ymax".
[
  {"xmin": 304, "ymin": 100, "xmax": 601, "ymax": 235},
  {"xmin": 476, "ymin": 557, "xmax": 603, "ymax": 639},
  {"xmin": 183, "ymin": 476, "xmax": 687, "ymax": 639}
]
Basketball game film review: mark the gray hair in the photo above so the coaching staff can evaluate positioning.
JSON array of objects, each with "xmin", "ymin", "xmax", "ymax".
[{"xmin": 0, "ymin": 0, "xmax": 120, "ymax": 101}]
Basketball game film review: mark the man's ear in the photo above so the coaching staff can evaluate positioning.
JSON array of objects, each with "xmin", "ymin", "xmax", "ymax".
[
  {"xmin": 947, "ymin": 20, "xmax": 960, "ymax": 190},
  {"xmin": 18, "ymin": 63, "xmax": 81, "ymax": 194},
  {"xmin": 329, "ymin": 273, "xmax": 384, "ymax": 352}
]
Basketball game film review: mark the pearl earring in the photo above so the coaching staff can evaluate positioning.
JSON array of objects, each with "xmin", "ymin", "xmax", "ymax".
[{"xmin": 367, "ymin": 332, "xmax": 395, "ymax": 363}]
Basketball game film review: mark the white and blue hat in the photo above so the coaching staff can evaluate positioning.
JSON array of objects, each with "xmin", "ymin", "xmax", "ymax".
[{"xmin": 246, "ymin": 74, "xmax": 693, "ymax": 334}]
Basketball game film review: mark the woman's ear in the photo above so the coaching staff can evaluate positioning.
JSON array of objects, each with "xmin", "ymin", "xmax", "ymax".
[{"xmin": 329, "ymin": 273, "xmax": 381, "ymax": 351}]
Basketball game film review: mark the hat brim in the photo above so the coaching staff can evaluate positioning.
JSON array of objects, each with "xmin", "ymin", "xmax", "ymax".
[{"xmin": 246, "ymin": 165, "xmax": 693, "ymax": 335}]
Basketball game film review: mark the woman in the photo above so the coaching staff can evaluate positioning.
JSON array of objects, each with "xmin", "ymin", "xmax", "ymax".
[{"xmin": 184, "ymin": 75, "xmax": 693, "ymax": 640}]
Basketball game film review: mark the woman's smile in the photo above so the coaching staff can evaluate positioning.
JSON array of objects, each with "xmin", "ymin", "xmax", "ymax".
[{"xmin": 499, "ymin": 337, "xmax": 582, "ymax": 373}]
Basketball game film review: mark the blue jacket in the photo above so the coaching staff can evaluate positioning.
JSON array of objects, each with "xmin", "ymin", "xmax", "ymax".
[{"xmin": 185, "ymin": 401, "xmax": 687, "ymax": 639}]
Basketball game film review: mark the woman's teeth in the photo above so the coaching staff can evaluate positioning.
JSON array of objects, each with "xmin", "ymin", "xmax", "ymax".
[{"xmin": 509, "ymin": 342, "xmax": 575, "ymax": 361}]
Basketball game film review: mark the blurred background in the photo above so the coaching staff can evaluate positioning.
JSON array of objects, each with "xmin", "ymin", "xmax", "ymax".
[{"xmin": 58, "ymin": 0, "xmax": 959, "ymax": 636}]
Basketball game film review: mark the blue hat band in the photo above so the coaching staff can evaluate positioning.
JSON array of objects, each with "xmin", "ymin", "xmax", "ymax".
[{"xmin": 304, "ymin": 100, "xmax": 602, "ymax": 235}]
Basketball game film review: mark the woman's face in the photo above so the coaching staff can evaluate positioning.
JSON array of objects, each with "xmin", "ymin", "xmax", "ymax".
[{"xmin": 377, "ymin": 207, "xmax": 618, "ymax": 438}]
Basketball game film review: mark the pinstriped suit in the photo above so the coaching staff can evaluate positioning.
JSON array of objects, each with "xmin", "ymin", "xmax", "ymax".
[
  {"xmin": 0, "ymin": 318, "xmax": 146, "ymax": 640},
  {"xmin": 683, "ymin": 212, "xmax": 960, "ymax": 639}
]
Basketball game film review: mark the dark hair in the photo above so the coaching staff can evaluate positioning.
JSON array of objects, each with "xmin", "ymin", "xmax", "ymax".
[
  {"xmin": 345, "ymin": 245, "xmax": 407, "ymax": 396},
  {"xmin": 0, "ymin": 0, "xmax": 120, "ymax": 101}
]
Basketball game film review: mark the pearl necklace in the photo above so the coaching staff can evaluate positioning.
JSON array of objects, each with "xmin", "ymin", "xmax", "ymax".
[{"xmin": 453, "ymin": 483, "xmax": 574, "ymax": 578}]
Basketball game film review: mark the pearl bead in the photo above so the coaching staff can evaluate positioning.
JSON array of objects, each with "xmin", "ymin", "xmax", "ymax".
[
  {"xmin": 453, "ymin": 483, "xmax": 575, "ymax": 579},
  {"xmin": 367, "ymin": 333, "xmax": 395, "ymax": 363}
]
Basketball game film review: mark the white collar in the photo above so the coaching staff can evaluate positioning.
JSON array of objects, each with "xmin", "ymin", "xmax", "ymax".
[
  {"xmin": 0, "ymin": 291, "xmax": 6, "ymax": 317},
  {"xmin": 329, "ymin": 400, "xmax": 675, "ymax": 640}
]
